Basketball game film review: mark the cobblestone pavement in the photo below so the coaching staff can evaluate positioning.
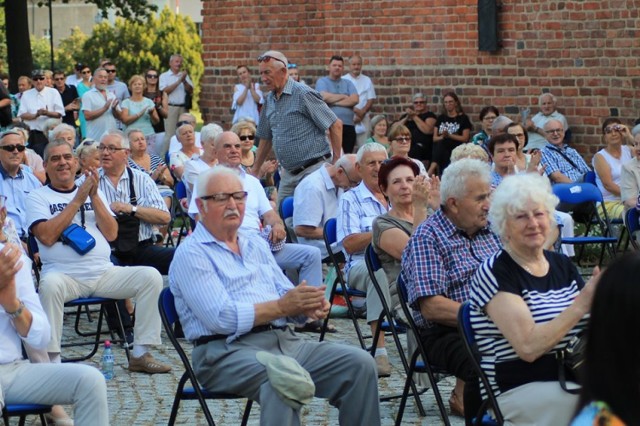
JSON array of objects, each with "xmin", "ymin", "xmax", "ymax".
[{"xmin": 29, "ymin": 293, "xmax": 466, "ymax": 426}]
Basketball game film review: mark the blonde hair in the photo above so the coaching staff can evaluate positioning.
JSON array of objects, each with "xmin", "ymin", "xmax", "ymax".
[{"xmin": 128, "ymin": 74, "xmax": 146, "ymax": 91}]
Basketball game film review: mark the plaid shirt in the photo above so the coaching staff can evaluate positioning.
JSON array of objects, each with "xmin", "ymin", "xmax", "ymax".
[
  {"xmin": 256, "ymin": 78, "xmax": 337, "ymax": 172},
  {"xmin": 400, "ymin": 209, "xmax": 501, "ymax": 328},
  {"xmin": 541, "ymin": 143, "xmax": 590, "ymax": 182}
]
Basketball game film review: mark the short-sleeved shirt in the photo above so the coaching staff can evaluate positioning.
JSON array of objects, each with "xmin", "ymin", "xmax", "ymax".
[
  {"xmin": 400, "ymin": 209, "xmax": 501, "ymax": 329},
  {"xmin": 17, "ymin": 87, "xmax": 65, "ymax": 132},
  {"xmin": 372, "ymin": 213, "xmax": 412, "ymax": 288},
  {"xmin": 81, "ymin": 88, "xmax": 117, "ymax": 140},
  {"xmin": 336, "ymin": 181, "xmax": 388, "ymax": 275},
  {"xmin": 159, "ymin": 70, "xmax": 193, "ymax": 105},
  {"xmin": 256, "ymin": 78, "xmax": 337, "ymax": 172},
  {"xmin": 435, "ymin": 113, "xmax": 472, "ymax": 141},
  {"xmin": 0, "ymin": 164, "xmax": 42, "ymax": 237},
  {"xmin": 232, "ymin": 83, "xmax": 263, "ymax": 125},
  {"xmin": 342, "ymin": 73, "xmax": 376, "ymax": 134},
  {"xmin": 541, "ymin": 143, "xmax": 590, "ymax": 182},
  {"xmin": 403, "ymin": 111, "xmax": 438, "ymax": 160},
  {"xmin": 121, "ymin": 97, "xmax": 156, "ymax": 136},
  {"xmin": 106, "ymin": 81, "xmax": 130, "ymax": 103},
  {"xmin": 292, "ymin": 164, "xmax": 342, "ymax": 256},
  {"xmin": 315, "ymin": 76, "xmax": 358, "ymax": 126},
  {"xmin": 469, "ymin": 249, "xmax": 586, "ymax": 397}
]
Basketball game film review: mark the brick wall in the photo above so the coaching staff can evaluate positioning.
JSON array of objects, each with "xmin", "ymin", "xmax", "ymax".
[{"xmin": 200, "ymin": 0, "xmax": 640, "ymax": 157}]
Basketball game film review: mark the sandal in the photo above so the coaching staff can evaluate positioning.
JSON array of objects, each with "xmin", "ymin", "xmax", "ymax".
[
  {"xmin": 294, "ymin": 319, "xmax": 337, "ymax": 334},
  {"xmin": 449, "ymin": 389, "xmax": 465, "ymax": 417}
]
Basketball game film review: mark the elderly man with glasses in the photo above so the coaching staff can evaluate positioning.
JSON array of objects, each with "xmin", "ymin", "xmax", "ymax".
[
  {"xmin": 17, "ymin": 70, "xmax": 65, "ymax": 157},
  {"xmin": 254, "ymin": 50, "xmax": 343, "ymax": 203},
  {"xmin": 540, "ymin": 119, "xmax": 590, "ymax": 184}
]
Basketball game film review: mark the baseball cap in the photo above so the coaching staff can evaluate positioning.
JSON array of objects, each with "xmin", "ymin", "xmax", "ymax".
[
  {"xmin": 255, "ymin": 351, "xmax": 315, "ymax": 410},
  {"xmin": 31, "ymin": 70, "xmax": 45, "ymax": 78}
]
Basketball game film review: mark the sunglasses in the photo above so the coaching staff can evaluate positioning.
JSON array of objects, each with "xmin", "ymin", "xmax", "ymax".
[
  {"xmin": 177, "ymin": 120, "xmax": 195, "ymax": 127},
  {"xmin": 200, "ymin": 191, "xmax": 248, "ymax": 203},
  {"xmin": 239, "ymin": 135, "xmax": 255, "ymax": 141},
  {"xmin": 146, "ymin": 74, "xmax": 158, "ymax": 79},
  {"xmin": 105, "ymin": 69, "xmax": 117, "ymax": 73},
  {"xmin": 33, "ymin": 77, "xmax": 45, "ymax": 81},
  {"xmin": 287, "ymin": 63, "xmax": 297, "ymax": 69},
  {"xmin": 82, "ymin": 70, "xmax": 92, "ymax": 74},
  {"xmin": 394, "ymin": 136, "xmax": 411, "ymax": 143},
  {"xmin": 81, "ymin": 139, "xmax": 97, "ymax": 146},
  {"xmin": 413, "ymin": 101, "xmax": 426, "ymax": 104},
  {"xmin": 257, "ymin": 55, "xmax": 287, "ymax": 67},
  {"xmin": 604, "ymin": 125, "xmax": 624, "ymax": 134},
  {"xmin": 1, "ymin": 144, "xmax": 26, "ymax": 153}
]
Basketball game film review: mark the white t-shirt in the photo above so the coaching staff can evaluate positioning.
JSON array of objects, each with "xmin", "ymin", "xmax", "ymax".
[
  {"xmin": 82, "ymin": 88, "xmax": 117, "ymax": 141},
  {"xmin": 26, "ymin": 185, "xmax": 115, "ymax": 282},
  {"xmin": 232, "ymin": 83, "xmax": 263, "ymax": 125},
  {"xmin": 343, "ymin": 73, "xmax": 376, "ymax": 134}
]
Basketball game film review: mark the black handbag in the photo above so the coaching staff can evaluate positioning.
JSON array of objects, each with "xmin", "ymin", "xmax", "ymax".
[
  {"xmin": 556, "ymin": 331, "xmax": 587, "ymax": 394},
  {"xmin": 60, "ymin": 206, "xmax": 95, "ymax": 255},
  {"xmin": 112, "ymin": 168, "xmax": 141, "ymax": 253}
]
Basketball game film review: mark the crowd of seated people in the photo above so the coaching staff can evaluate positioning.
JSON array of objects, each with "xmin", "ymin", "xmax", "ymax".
[{"xmin": 2, "ymin": 50, "xmax": 639, "ymax": 426}]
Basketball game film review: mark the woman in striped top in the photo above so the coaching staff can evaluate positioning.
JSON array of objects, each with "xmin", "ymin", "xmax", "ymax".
[{"xmin": 469, "ymin": 173, "xmax": 600, "ymax": 425}]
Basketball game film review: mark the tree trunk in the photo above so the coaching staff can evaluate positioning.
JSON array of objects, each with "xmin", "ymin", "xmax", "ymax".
[{"xmin": 5, "ymin": 1, "xmax": 33, "ymax": 93}]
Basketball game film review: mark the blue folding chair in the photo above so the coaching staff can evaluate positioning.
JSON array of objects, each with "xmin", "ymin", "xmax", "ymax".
[
  {"xmin": 552, "ymin": 182, "xmax": 618, "ymax": 266},
  {"xmin": 626, "ymin": 207, "xmax": 640, "ymax": 250},
  {"xmin": 395, "ymin": 274, "xmax": 450, "ymax": 426},
  {"xmin": 2, "ymin": 404, "xmax": 51, "ymax": 426},
  {"xmin": 458, "ymin": 302, "xmax": 503, "ymax": 426},
  {"xmin": 319, "ymin": 218, "xmax": 367, "ymax": 349},
  {"xmin": 158, "ymin": 288, "xmax": 253, "ymax": 426},
  {"xmin": 278, "ymin": 196, "xmax": 296, "ymax": 243}
]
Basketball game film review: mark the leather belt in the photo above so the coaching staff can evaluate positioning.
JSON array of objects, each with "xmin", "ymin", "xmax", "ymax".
[
  {"xmin": 193, "ymin": 324, "xmax": 287, "ymax": 347},
  {"xmin": 289, "ymin": 153, "xmax": 331, "ymax": 176},
  {"xmin": 168, "ymin": 103, "xmax": 185, "ymax": 107}
]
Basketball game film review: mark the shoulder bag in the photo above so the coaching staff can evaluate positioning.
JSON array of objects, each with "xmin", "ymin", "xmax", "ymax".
[{"xmin": 112, "ymin": 168, "xmax": 141, "ymax": 253}]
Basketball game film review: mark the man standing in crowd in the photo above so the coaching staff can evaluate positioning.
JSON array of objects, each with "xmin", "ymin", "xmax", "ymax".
[
  {"xmin": 18, "ymin": 70, "xmax": 64, "ymax": 157},
  {"xmin": 254, "ymin": 50, "xmax": 343, "ymax": 202},
  {"xmin": 343, "ymin": 55, "xmax": 376, "ymax": 151},
  {"xmin": 316, "ymin": 55, "xmax": 359, "ymax": 154},
  {"xmin": 160, "ymin": 54, "xmax": 194, "ymax": 156},
  {"xmin": 82, "ymin": 68, "xmax": 120, "ymax": 141},
  {"xmin": 53, "ymin": 70, "xmax": 80, "ymax": 133}
]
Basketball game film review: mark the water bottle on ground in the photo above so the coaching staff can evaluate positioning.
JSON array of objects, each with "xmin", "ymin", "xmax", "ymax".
[{"xmin": 101, "ymin": 340, "xmax": 115, "ymax": 380}]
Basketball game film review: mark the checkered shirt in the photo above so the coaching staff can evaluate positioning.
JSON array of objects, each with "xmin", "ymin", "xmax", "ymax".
[
  {"xmin": 541, "ymin": 143, "xmax": 590, "ymax": 182},
  {"xmin": 400, "ymin": 209, "xmax": 501, "ymax": 329},
  {"xmin": 256, "ymin": 78, "xmax": 337, "ymax": 171}
]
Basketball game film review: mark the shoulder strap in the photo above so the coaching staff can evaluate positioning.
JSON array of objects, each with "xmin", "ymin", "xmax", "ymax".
[
  {"xmin": 546, "ymin": 145, "xmax": 582, "ymax": 172},
  {"xmin": 126, "ymin": 167, "xmax": 137, "ymax": 206}
]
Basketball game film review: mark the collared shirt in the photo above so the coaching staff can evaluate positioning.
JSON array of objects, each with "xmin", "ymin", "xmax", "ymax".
[
  {"xmin": 89, "ymin": 167, "xmax": 168, "ymax": 242},
  {"xmin": 315, "ymin": 76, "xmax": 358, "ymax": 126},
  {"xmin": 81, "ymin": 88, "xmax": 117, "ymax": 140},
  {"xmin": 337, "ymin": 181, "xmax": 388, "ymax": 275},
  {"xmin": 540, "ymin": 143, "xmax": 590, "ymax": 182},
  {"xmin": 159, "ymin": 69, "xmax": 193, "ymax": 105},
  {"xmin": 342, "ymin": 73, "xmax": 376, "ymax": 134},
  {"xmin": 0, "ymin": 247, "xmax": 51, "ymax": 364},
  {"xmin": 293, "ymin": 164, "xmax": 342, "ymax": 256},
  {"xmin": 400, "ymin": 209, "xmax": 501, "ymax": 329},
  {"xmin": 17, "ymin": 86, "xmax": 65, "ymax": 131},
  {"xmin": 168, "ymin": 224, "xmax": 304, "ymax": 342},
  {"xmin": 0, "ymin": 164, "xmax": 42, "ymax": 237},
  {"xmin": 188, "ymin": 167, "xmax": 273, "ymax": 235},
  {"xmin": 256, "ymin": 77, "xmax": 337, "ymax": 171}
]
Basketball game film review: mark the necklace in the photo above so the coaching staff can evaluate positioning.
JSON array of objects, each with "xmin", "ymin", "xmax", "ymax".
[{"xmin": 504, "ymin": 247, "xmax": 547, "ymax": 276}]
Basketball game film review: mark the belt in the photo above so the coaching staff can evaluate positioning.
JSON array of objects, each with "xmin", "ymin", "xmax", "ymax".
[
  {"xmin": 289, "ymin": 153, "xmax": 331, "ymax": 176},
  {"xmin": 193, "ymin": 324, "xmax": 288, "ymax": 347},
  {"xmin": 168, "ymin": 103, "xmax": 185, "ymax": 107}
]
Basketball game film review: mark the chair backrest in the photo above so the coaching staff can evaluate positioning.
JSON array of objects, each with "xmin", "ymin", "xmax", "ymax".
[
  {"xmin": 396, "ymin": 274, "xmax": 419, "ymax": 338},
  {"xmin": 280, "ymin": 196, "xmax": 294, "ymax": 220},
  {"xmin": 158, "ymin": 287, "xmax": 195, "ymax": 377},
  {"xmin": 627, "ymin": 208, "xmax": 640, "ymax": 250},
  {"xmin": 175, "ymin": 180, "xmax": 187, "ymax": 200},
  {"xmin": 551, "ymin": 182, "xmax": 604, "ymax": 204},
  {"xmin": 323, "ymin": 218, "xmax": 337, "ymax": 246},
  {"xmin": 159, "ymin": 287, "xmax": 178, "ymax": 327},
  {"xmin": 583, "ymin": 171, "xmax": 596, "ymax": 185},
  {"xmin": 365, "ymin": 243, "xmax": 382, "ymax": 272}
]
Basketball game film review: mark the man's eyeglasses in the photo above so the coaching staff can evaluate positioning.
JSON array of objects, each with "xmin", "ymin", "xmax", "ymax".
[
  {"xmin": 0, "ymin": 144, "xmax": 26, "ymax": 153},
  {"xmin": 97, "ymin": 144, "xmax": 127, "ymax": 153},
  {"xmin": 394, "ymin": 136, "xmax": 411, "ymax": 143},
  {"xmin": 239, "ymin": 135, "xmax": 255, "ymax": 141},
  {"xmin": 146, "ymin": 74, "xmax": 158, "ymax": 79},
  {"xmin": 105, "ymin": 69, "xmax": 117, "ymax": 73},
  {"xmin": 339, "ymin": 165, "xmax": 359, "ymax": 188},
  {"xmin": 257, "ymin": 55, "xmax": 288, "ymax": 68},
  {"xmin": 545, "ymin": 128, "xmax": 563, "ymax": 135},
  {"xmin": 200, "ymin": 191, "xmax": 248, "ymax": 203},
  {"xmin": 32, "ymin": 77, "xmax": 45, "ymax": 81}
]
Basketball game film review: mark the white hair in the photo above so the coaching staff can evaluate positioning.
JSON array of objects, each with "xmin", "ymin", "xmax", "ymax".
[
  {"xmin": 201, "ymin": 123, "xmax": 224, "ymax": 143},
  {"xmin": 356, "ymin": 142, "xmax": 388, "ymax": 163},
  {"xmin": 334, "ymin": 153, "xmax": 357, "ymax": 173},
  {"xmin": 489, "ymin": 173, "xmax": 558, "ymax": 241},
  {"xmin": 539, "ymin": 92, "xmax": 556, "ymax": 105},
  {"xmin": 51, "ymin": 123, "xmax": 75, "ymax": 139},
  {"xmin": 100, "ymin": 129, "xmax": 129, "ymax": 149},
  {"xmin": 440, "ymin": 158, "xmax": 491, "ymax": 204},
  {"xmin": 195, "ymin": 166, "xmax": 242, "ymax": 199}
]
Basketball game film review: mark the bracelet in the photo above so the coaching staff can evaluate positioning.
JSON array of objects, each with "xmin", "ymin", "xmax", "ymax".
[{"xmin": 6, "ymin": 300, "xmax": 25, "ymax": 319}]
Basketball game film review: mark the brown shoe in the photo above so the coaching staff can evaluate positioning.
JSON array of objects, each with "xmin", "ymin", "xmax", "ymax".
[
  {"xmin": 375, "ymin": 354, "xmax": 392, "ymax": 378},
  {"xmin": 128, "ymin": 352, "xmax": 171, "ymax": 374},
  {"xmin": 449, "ymin": 389, "xmax": 464, "ymax": 417}
]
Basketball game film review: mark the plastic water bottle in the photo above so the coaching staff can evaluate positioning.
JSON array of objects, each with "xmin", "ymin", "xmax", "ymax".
[{"xmin": 101, "ymin": 340, "xmax": 115, "ymax": 380}]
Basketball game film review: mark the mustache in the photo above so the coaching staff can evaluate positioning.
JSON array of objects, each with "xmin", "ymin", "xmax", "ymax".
[{"xmin": 223, "ymin": 209, "xmax": 240, "ymax": 218}]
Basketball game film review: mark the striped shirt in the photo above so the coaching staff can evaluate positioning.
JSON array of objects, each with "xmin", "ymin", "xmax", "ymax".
[
  {"xmin": 541, "ymin": 143, "xmax": 590, "ymax": 182},
  {"xmin": 168, "ymin": 223, "xmax": 305, "ymax": 343},
  {"xmin": 128, "ymin": 154, "xmax": 165, "ymax": 177},
  {"xmin": 400, "ymin": 209, "xmax": 501, "ymax": 329},
  {"xmin": 256, "ymin": 77, "xmax": 337, "ymax": 172},
  {"xmin": 81, "ymin": 167, "xmax": 168, "ymax": 241},
  {"xmin": 336, "ymin": 181, "xmax": 388, "ymax": 276},
  {"xmin": 469, "ymin": 249, "xmax": 587, "ymax": 398}
]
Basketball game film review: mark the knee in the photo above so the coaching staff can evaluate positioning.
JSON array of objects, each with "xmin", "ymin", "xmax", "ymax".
[
  {"xmin": 348, "ymin": 348, "xmax": 377, "ymax": 379},
  {"xmin": 73, "ymin": 364, "xmax": 107, "ymax": 399},
  {"xmin": 38, "ymin": 274, "xmax": 67, "ymax": 303},
  {"xmin": 140, "ymin": 267, "xmax": 163, "ymax": 292}
]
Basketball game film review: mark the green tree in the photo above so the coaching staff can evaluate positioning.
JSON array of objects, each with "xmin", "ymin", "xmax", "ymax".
[
  {"xmin": 55, "ymin": 27, "xmax": 88, "ymax": 74},
  {"xmin": 31, "ymin": 35, "xmax": 53, "ymax": 70}
]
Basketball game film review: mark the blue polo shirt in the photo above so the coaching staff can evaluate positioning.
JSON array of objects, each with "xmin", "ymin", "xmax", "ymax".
[{"xmin": 0, "ymin": 163, "xmax": 42, "ymax": 237}]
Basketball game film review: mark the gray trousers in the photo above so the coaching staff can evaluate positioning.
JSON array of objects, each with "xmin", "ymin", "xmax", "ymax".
[
  {"xmin": 277, "ymin": 160, "xmax": 326, "ymax": 206},
  {"xmin": 193, "ymin": 327, "xmax": 381, "ymax": 426}
]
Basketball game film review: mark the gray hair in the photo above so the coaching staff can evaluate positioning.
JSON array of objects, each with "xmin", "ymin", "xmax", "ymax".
[
  {"xmin": 412, "ymin": 92, "xmax": 426, "ymax": 102},
  {"xmin": 260, "ymin": 50, "xmax": 288, "ymax": 69},
  {"xmin": 334, "ymin": 153, "xmax": 357, "ymax": 173},
  {"xmin": 43, "ymin": 139, "xmax": 73, "ymax": 162},
  {"xmin": 201, "ymin": 123, "xmax": 224, "ymax": 144},
  {"xmin": 93, "ymin": 67, "xmax": 106, "ymax": 77},
  {"xmin": 195, "ymin": 165, "xmax": 241, "ymax": 199},
  {"xmin": 176, "ymin": 122, "xmax": 195, "ymax": 139},
  {"xmin": 368, "ymin": 115, "xmax": 388, "ymax": 133},
  {"xmin": 491, "ymin": 115, "xmax": 513, "ymax": 135},
  {"xmin": 100, "ymin": 129, "xmax": 129, "ymax": 149},
  {"xmin": 631, "ymin": 123, "xmax": 640, "ymax": 137},
  {"xmin": 440, "ymin": 158, "xmax": 491, "ymax": 204},
  {"xmin": 51, "ymin": 123, "xmax": 76, "ymax": 140},
  {"xmin": 126, "ymin": 128, "xmax": 144, "ymax": 140},
  {"xmin": 356, "ymin": 142, "xmax": 388, "ymax": 163},
  {"xmin": 489, "ymin": 173, "xmax": 558, "ymax": 241},
  {"xmin": 44, "ymin": 118, "xmax": 62, "ymax": 133},
  {"xmin": 539, "ymin": 92, "xmax": 556, "ymax": 105},
  {"xmin": 450, "ymin": 144, "xmax": 489, "ymax": 163},
  {"xmin": 75, "ymin": 138, "xmax": 99, "ymax": 159}
]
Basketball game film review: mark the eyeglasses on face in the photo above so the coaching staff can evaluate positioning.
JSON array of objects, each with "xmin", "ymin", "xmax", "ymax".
[
  {"xmin": 257, "ymin": 55, "xmax": 287, "ymax": 67},
  {"xmin": 105, "ymin": 69, "xmax": 117, "ymax": 73},
  {"xmin": 239, "ymin": 135, "xmax": 255, "ymax": 141},
  {"xmin": 339, "ymin": 165, "xmax": 359, "ymax": 187},
  {"xmin": 97, "ymin": 144, "xmax": 127, "ymax": 153},
  {"xmin": 483, "ymin": 115, "xmax": 497, "ymax": 121},
  {"xmin": 146, "ymin": 74, "xmax": 158, "ymax": 79},
  {"xmin": 604, "ymin": 125, "xmax": 624, "ymax": 134},
  {"xmin": 545, "ymin": 128, "xmax": 563, "ymax": 135},
  {"xmin": 82, "ymin": 70, "xmax": 92, "ymax": 74},
  {"xmin": 394, "ymin": 136, "xmax": 411, "ymax": 143},
  {"xmin": 200, "ymin": 191, "xmax": 248, "ymax": 203},
  {"xmin": 0, "ymin": 144, "xmax": 26, "ymax": 153},
  {"xmin": 413, "ymin": 101, "xmax": 426, "ymax": 105},
  {"xmin": 32, "ymin": 77, "xmax": 45, "ymax": 81}
]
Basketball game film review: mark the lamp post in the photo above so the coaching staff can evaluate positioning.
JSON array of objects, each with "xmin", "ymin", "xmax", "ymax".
[{"xmin": 48, "ymin": 0, "xmax": 54, "ymax": 70}]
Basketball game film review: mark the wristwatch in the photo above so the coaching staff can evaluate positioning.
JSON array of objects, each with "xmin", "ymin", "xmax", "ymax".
[
  {"xmin": 6, "ymin": 300, "xmax": 25, "ymax": 319},
  {"xmin": 130, "ymin": 206, "xmax": 137, "ymax": 217}
]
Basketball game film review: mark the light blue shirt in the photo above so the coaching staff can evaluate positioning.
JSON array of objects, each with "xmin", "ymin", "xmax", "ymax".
[
  {"xmin": 0, "ymin": 164, "xmax": 42, "ymax": 237},
  {"xmin": 169, "ymin": 223, "xmax": 305, "ymax": 343}
]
